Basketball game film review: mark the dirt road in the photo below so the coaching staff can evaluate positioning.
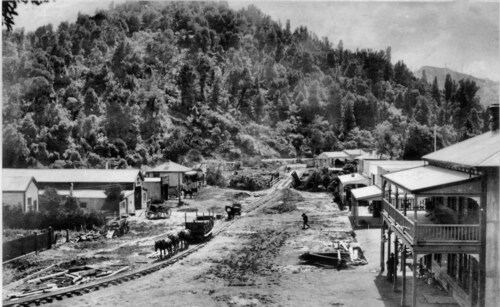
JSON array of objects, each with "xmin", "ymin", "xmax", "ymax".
[{"xmin": 47, "ymin": 177, "xmax": 386, "ymax": 307}]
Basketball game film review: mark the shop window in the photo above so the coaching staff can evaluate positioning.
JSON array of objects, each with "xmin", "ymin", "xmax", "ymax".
[{"xmin": 80, "ymin": 202, "xmax": 87, "ymax": 209}]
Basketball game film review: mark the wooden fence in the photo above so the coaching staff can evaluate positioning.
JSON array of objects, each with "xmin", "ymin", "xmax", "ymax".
[{"xmin": 3, "ymin": 228, "xmax": 55, "ymax": 262}]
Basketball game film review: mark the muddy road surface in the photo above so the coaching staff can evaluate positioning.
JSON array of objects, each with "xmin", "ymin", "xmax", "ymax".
[{"xmin": 45, "ymin": 181, "xmax": 376, "ymax": 307}]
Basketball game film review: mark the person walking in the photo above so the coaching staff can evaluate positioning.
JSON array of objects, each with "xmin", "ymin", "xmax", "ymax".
[{"xmin": 302, "ymin": 213, "xmax": 310, "ymax": 229}]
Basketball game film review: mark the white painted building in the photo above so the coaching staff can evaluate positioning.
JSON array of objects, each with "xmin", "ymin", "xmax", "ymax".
[{"xmin": 2, "ymin": 175, "xmax": 39, "ymax": 212}]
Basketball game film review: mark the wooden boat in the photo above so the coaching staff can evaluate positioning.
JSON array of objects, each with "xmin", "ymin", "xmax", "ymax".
[{"xmin": 299, "ymin": 251, "xmax": 350, "ymax": 266}]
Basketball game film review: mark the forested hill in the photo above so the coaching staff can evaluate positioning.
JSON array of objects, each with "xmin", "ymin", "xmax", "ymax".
[{"xmin": 2, "ymin": 1, "xmax": 489, "ymax": 169}]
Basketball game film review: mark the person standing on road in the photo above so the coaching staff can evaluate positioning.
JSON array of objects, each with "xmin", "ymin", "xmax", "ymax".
[{"xmin": 302, "ymin": 213, "xmax": 310, "ymax": 229}]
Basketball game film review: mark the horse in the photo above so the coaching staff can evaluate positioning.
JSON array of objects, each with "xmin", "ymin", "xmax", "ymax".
[
  {"xmin": 167, "ymin": 232, "xmax": 180, "ymax": 254},
  {"xmin": 178, "ymin": 229, "xmax": 191, "ymax": 250},
  {"xmin": 154, "ymin": 238, "xmax": 173, "ymax": 259}
]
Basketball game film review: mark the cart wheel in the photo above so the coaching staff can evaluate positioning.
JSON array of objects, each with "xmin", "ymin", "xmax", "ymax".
[
  {"xmin": 165, "ymin": 208, "xmax": 171, "ymax": 218},
  {"xmin": 146, "ymin": 212, "xmax": 154, "ymax": 219}
]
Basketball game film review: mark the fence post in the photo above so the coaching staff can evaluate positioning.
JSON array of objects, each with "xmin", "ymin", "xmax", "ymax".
[
  {"xmin": 34, "ymin": 232, "xmax": 38, "ymax": 255},
  {"xmin": 66, "ymin": 229, "xmax": 70, "ymax": 243},
  {"xmin": 48, "ymin": 227, "xmax": 53, "ymax": 249}
]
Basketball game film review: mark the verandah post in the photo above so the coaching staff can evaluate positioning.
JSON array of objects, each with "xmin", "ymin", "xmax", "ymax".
[
  {"xmin": 34, "ymin": 232, "xmax": 38, "ymax": 255},
  {"xmin": 401, "ymin": 244, "xmax": 407, "ymax": 307},
  {"xmin": 381, "ymin": 222, "xmax": 385, "ymax": 272},
  {"xmin": 394, "ymin": 236, "xmax": 399, "ymax": 291}
]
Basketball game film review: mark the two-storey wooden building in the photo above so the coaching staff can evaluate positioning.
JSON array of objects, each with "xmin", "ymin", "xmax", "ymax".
[{"xmin": 379, "ymin": 106, "xmax": 499, "ymax": 307}]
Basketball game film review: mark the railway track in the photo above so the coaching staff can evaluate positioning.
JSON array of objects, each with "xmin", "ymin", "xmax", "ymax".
[
  {"xmin": 3, "ymin": 218, "xmax": 238, "ymax": 307},
  {"xmin": 3, "ymin": 176, "xmax": 293, "ymax": 307}
]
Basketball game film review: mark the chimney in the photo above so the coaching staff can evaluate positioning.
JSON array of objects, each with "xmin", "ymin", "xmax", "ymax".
[{"xmin": 489, "ymin": 103, "xmax": 499, "ymax": 131}]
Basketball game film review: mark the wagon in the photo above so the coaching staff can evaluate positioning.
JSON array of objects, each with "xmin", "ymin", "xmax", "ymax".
[
  {"xmin": 105, "ymin": 217, "xmax": 130, "ymax": 238},
  {"xmin": 146, "ymin": 202, "xmax": 171, "ymax": 219},
  {"xmin": 185, "ymin": 211, "xmax": 215, "ymax": 242},
  {"xmin": 225, "ymin": 202, "xmax": 242, "ymax": 220}
]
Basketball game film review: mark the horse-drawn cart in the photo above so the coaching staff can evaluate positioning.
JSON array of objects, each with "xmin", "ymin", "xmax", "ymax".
[
  {"xmin": 185, "ymin": 211, "xmax": 215, "ymax": 242},
  {"xmin": 146, "ymin": 202, "xmax": 171, "ymax": 219}
]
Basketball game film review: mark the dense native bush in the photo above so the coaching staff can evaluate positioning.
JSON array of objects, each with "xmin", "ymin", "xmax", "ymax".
[{"xmin": 2, "ymin": 1, "xmax": 487, "ymax": 169}]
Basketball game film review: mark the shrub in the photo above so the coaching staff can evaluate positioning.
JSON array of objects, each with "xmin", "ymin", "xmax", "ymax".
[
  {"xmin": 229, "ymin": 173, "xmax": 269, "ymax": 191},
  {"xmin": 206, "ymin": 167, "xmax": 226, "ymax": 187},
  {"xmin": 2, "ymin": 206, "xmax": 107, "ymax": 231}
]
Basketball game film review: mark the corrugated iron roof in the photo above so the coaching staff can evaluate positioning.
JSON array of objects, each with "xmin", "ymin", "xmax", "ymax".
[
  {"xmin": 2, "ymin": 176, "xmax": 37, "ymax": 192},
  {"xmin": 423, "ymin": 131, "xmax": 500, "ymax": 167},
  {"xmin": 343, "ymin": 149, "xmax": 368, "ymax": 157},
  {"xmin": 338, "ymin": 173, "xmax": 370, "ymax": 185},
  {"xmin": 145, "ymin": 161, "xmax": 192, "ymax": 173},
  {"xmin": 41, "ymin": 189, "xmax": 134, "ymax": 199},
  {"xmin": 48, "ymin": 189, "xmax": 107, "ymax": 199},
  {"xmin": 3, "ymin": 169, "xmax": 142, "ymax": 183},
  {"xmin": 316, "ymin": 151, "xmax": 349, "ymax": 159},
  {"xmin": 362, "ymin": 160, "xmax": 426, "ymax": 177},
  {"xmin": 351, "ymin": 186, "xmax": 382, "ymax": 200},
  {"xmin": 382, "ymin": 165, "xmax": 480, "ymax": 193}
]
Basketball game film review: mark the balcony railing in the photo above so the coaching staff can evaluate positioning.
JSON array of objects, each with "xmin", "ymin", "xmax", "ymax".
[
  {"xmin": 383, "ymin": 199, "xmax": 415, "ymax": 237},
  {"xmin": 414, "ymin": 224, "xmax": 480, "ymax": 243},
  {"xmin": 383, "ymin": 200, "xmax": 480, "ymax": 245}
]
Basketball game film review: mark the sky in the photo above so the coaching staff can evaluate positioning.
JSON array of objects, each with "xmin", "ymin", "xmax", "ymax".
[{"xmin": 11, "ymin": 0, "xmax": 500, "ymax": 81}]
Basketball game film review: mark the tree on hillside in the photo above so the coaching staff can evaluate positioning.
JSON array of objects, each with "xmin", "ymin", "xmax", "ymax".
[
  {"xmin": 394, "ymin": 61, "xmax": 412, "ymax": 87},
  {"xmin": 3, "ymin": 124, "xmax": 30, "ymax": 167},
  {"xmin": 402, "ymin": 122, "xmax": 433, "ymax": 160},
  {"xmin": 453, "ymin": 78, "xmax": 481, "ymax": 130},
  {"xmin": 104, "ymin": 94, "xmax": 140, "ymax": 149},
  {"xmin": 346, "ymin": 128, "xmax": 375, "ymax": 149},
  {"xmin": 431, "ymin": 76, "xmax": 440, "ymax": 105},
  {"xmin": 177, "ymin": 63, "xmax": 197, "ymax": 112},
  {"xmin": 414, "ymin": 96, "xmax": 432, "ymax": 126},
  {"xmin": 342, "ymin": 98, "xmax": 356, "ymax": 133},
  {"xmin": 444, "ymin": 74, "xmax": 456, "ymax": 102},
  {"xmin": 310, "ymin": 128, "xmax": 324, "ymax": 156},
  {"xmin": 373, "ymin": 121, "xmax": 404, "ymax": 159},
  {"xmin": 83, "ymin": 88, "xmax": 102, "ymax": 116}
]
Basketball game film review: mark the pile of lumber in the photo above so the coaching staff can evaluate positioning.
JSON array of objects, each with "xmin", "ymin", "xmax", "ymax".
[
  {"xmin": 6, "ymin": 265, "xmax": 129, "ymax": 301},
  {"xmin": 71, "ymin": 230, "xmax": 102, "ymax": 243},
  {"xmin": 337, "ymin": 241, "xmax": 368, "ymax": 266}
]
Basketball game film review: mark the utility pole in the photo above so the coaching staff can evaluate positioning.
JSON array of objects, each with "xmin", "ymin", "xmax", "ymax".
[{"xmin": 433, "ymin": 125, "xmax": 437, "ymax": 152}]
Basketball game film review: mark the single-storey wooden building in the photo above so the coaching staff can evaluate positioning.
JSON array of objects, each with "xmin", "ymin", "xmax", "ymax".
[
  {"xmin": 2, "ymin": 175, "xmax": 39, "ymax": 212},
  {"xmin": 144, "ymin": 161, "xmax": 192, "ymax": 200},
  {"xmin": 360, "ymin": 160, "xmax": 426, "ymax": 186},
  {"xmin": 3, "ymin": 168, "xmax": 147, "ymax": 212},
  {"xmin": 338, "ymin": 173, "xmax": 370, "ymax": 205},
  {"xmin": 314, "ymin": 151, "xmax": 349, "ymax": 168}
]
